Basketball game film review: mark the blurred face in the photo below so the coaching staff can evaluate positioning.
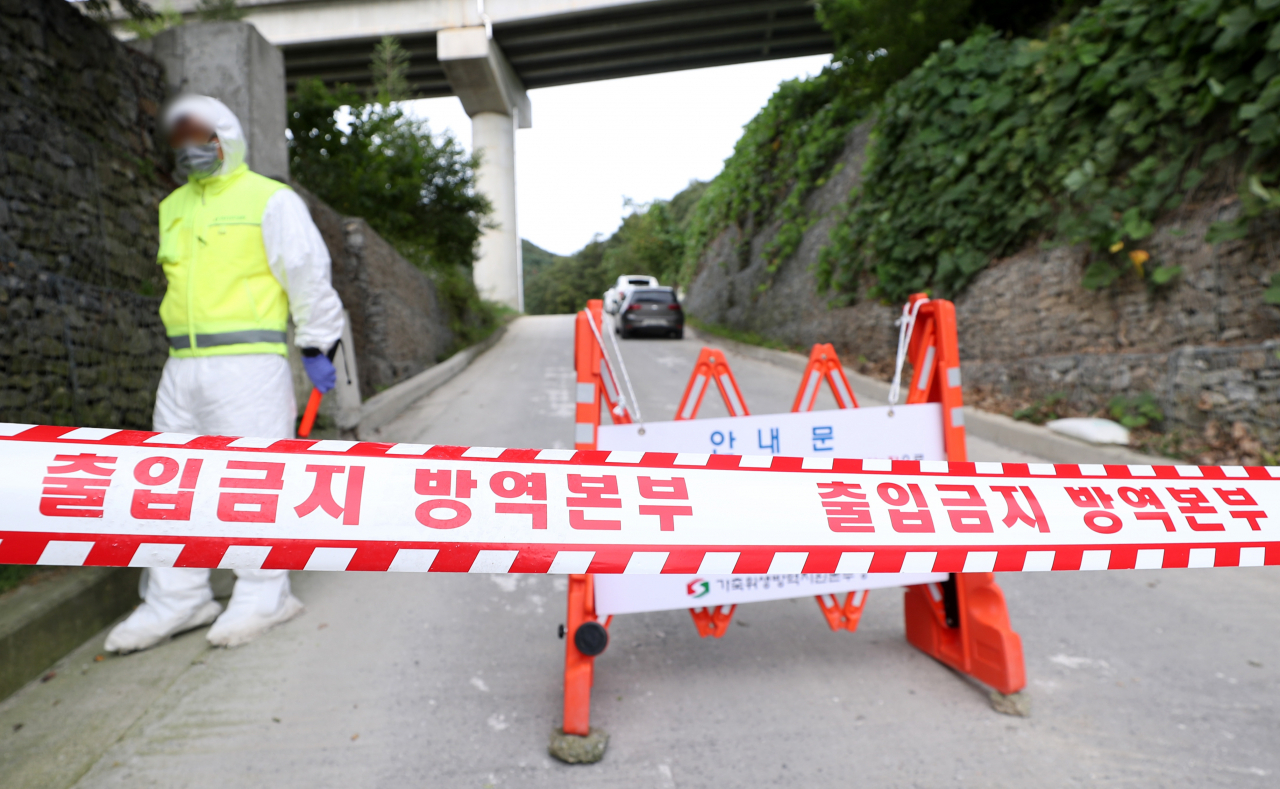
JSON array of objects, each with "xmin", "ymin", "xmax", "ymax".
[{"xmin": 167, "ymin": 115, "xmax": 223, "ymax": 159}]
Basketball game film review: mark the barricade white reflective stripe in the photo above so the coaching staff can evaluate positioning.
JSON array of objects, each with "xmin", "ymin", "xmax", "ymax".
[
  {"xmin": 144, "ymin": 433, "xmax": 200, "ymax": 445},
  {"xmin": 916, "ymin": 346, "xmax": 935, "ymax": 390},
  {"xmin": 1, "ymin": 423, "xmax": 1277, "ymax": 573},
  {"xmin": 830, "ymin": 371, "xmax": 855, "ymax": 405},
  {"xmin": 680, "ymin": 377, "xmax": 706, "ymax": 419},
  {"xmin": 800, "ymin": 371, "xmax": 821, "ymax": 408},
  {"xmin": 719, "ymin": 374, "xmax": 745, "ymax": 415}
]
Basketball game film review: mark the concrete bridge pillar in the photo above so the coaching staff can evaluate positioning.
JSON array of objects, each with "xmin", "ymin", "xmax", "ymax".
[
  {"xmin": 471, "ymin": 111, "xmax": 520, "ymax": 309},
  {"xmin": 438, "ymin": 26, "xmax": 531, "ymax": 311},
  {"xmin": 137, "ymin": 22, "xmax": 289, "ymax": 182}
]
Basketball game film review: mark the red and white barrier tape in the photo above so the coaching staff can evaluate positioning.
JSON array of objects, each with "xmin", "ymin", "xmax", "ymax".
[{"xmin": 1, "ymin": 423, "xmax": 1277, "ymax": 574}]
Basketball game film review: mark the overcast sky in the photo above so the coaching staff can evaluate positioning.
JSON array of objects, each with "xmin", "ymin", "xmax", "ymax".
[{"xmin": 403, "ymin": 54, "xmax": 831, "ymax": 257}]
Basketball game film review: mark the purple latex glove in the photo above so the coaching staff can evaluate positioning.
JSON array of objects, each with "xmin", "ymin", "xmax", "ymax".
[{"xmin": 302, "ymin": 353, "xmax": 336, "ymax": 394}]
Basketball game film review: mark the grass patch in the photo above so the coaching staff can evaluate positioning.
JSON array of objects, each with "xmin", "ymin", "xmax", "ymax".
[
  {"xmin": 0, "ymin": 566, "xmax": 39, "ymax": 596},
  {"xmin": 686, "ymin": 317, "xmax": 802, "ymax": 354},
  {"xmin": 1012, "ymin": 393, "xmax": 1069, "ymax": 425}
]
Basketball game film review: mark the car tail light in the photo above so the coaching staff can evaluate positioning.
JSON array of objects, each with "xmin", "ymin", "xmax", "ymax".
[
  {"xmin": 627, "ymin": 304, "xmax": 641, "ymax": 311},
  {"xmin": 668, "ymin": 304, "xmax": 680, "ymax": 310}
]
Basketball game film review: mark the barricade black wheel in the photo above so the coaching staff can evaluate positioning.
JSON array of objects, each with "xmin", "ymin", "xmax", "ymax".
[{"xmin": 573, "ymin": 621, "xmax": 609, "ymax": 656}]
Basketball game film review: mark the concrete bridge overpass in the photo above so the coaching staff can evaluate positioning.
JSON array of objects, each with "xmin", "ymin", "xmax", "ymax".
[{"xmin": 134, "ymin": 0, "xmax": 832, "ymax": 310}]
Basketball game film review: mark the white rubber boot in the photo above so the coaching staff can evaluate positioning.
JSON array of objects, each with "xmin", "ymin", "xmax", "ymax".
[
  {"xmin": 207, "ymin": 570, "xmax": 303, "ymax": 648},
  {"xmin": 105, "ymin": 568, "xmax": 221, "ymax": 654}
]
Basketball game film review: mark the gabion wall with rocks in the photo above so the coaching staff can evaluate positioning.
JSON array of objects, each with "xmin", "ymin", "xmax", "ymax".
[
  {"xmin": 962, "ymin": 343, "xmax": 1280, "ymax": 464},
  {"xmin": 298, "ymin": 187, "xmax": 455, "ymax": 400},
  {"xmin": 0, "ymin": 0, "xmax": 174, "ymax": 429},
  {"xmin": 2, "ymin": 2, "xmax": 462, "ymax": 431}
]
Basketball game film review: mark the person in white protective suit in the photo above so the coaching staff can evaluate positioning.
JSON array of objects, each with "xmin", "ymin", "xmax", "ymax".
[{"xmin": 104, "ymin": 95, "xmax": 346, "ymax": 653}]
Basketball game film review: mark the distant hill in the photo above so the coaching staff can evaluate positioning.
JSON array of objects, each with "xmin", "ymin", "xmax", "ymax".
[
  {"xmin": 522, "ymin": 239, "xmax": 566, "ymax": 281},
  {"xmin": 520, "ymin": 182, "xmax": 706, "ymax": 315}
]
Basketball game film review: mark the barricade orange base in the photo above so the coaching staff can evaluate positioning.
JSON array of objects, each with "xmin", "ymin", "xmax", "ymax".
[
  {"xmin": 689, "ymin": 605, "xmax": 736, "ymax": 637},
  {"xmin": 903, "ymin": 573, "xmax": 1025, "ymax": 695},
  {"xmin": 562, "ymin": 574, "xmax": 610, "ymax": 737},
  {"xmin": 815, "ymin": 589, "xmax": 867, "ymax": 632}
]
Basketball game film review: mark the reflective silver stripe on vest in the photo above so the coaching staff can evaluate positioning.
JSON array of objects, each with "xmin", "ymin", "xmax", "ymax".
[{"xmin": 168, "ymin": 330, "xmax": 288, "ymax": 349}]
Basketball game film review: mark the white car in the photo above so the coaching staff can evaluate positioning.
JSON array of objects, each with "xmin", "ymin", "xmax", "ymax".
[{"xmin": 603, "ymin": 275, "xmax": 659, "ymax": 314}]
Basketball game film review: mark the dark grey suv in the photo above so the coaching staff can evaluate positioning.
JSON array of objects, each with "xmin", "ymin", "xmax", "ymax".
[{"xmin": 617, "ymin": 287, "xmax": 684, "ymax": 339}]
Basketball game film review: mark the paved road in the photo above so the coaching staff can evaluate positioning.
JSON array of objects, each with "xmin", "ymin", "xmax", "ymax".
[{"xmin": 2, "ymin": 315, "xmax": 1277, "ymax": 788}]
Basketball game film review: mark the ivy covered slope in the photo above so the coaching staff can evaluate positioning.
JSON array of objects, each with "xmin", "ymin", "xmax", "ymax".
[
  {"xmin": 819, "ymin": 0, "xmax": 1280, "ymax": 303},
  {"xmin": 680, "ymin": 69, "xmax": 862, "ymax": 287},
  {"xmin": 679, "ymin": 0, "xmax": 1079, "ymax": 292}
]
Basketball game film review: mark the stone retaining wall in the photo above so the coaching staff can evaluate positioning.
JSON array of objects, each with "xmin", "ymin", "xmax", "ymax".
[
  {"xmin": 298, "ymin": 187, "xmax": 455, "ymax": 399},
  {"xmin": 963, "ymin": 343, "xmax": 1280, "ymax": 463}
]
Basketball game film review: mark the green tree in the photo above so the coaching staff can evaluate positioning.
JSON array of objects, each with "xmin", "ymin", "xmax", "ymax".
[
  {"xmin": 120, "ymin": 3, "xmax": 182, "ymax": 39},
  {"xmin": 521, "ymin": 239, "xmax": 565, "ymax": 282},
  {"xmin": 288, "ymin": 79, "xmax": 488, "ymax": 274},
  {"xmin": 195, "ymin": 0, "xmax": 245, "ymax": 21},
  {"xmin": 370, "ymin": 36, "xmax": 412, "ymax": 104},
  {"xmin": 523, "ymin": 237, "xmax": 612, "ymax": 315},
  {"xmin": 288, "ymin": 78, "xmax": 495, "ymax": 343},
  {"xmin": 818, "ymin": 0, "xmax": 973, "ymax": 99},
  {"xmin": 82, "ymin": 0, "xmax": 156, "ymax": 20},
  {"xmin": 818, "ymin": 0, "xmax": 1085, "ymax": 96}
]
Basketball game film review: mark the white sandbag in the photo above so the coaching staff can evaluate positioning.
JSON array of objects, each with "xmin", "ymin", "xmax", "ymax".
[{"xmin": 1045, "ymin": 417, "xmax": 1130, "ymax": 446}]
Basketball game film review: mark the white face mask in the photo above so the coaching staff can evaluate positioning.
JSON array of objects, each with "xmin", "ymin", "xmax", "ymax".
[{"xmin": 173, "ymin": 143, "xmax": 222, "ymax": 180}]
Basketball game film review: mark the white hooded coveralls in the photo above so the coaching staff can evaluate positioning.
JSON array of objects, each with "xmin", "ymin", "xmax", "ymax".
[{"xmin": 106, "ymin": 95, "xmax": 344, "ymax": 652}]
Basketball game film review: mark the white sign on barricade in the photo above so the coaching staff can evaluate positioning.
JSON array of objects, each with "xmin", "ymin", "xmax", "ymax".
[
  {"xmin": 597, "ymin": 405, "xmax": 948, "ymax": 611},
  {"xmin": 597, "ymin": 404, "xmax": 945, "ymax": 460},
  {"xmin": 594, "ymin": 571, "xmax": 947, "ymax": 616}
]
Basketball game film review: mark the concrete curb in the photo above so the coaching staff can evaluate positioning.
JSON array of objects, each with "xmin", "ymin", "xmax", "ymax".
[
  {"xmin": 686, "ymin": 327, "xmax": 1177, "ymax": 465},
  {"xmin": 356, "ymin": 324, "xmax": 508, "ymax": 440},
  {"xmin": 0, "ymin": 568, "xmax": 141, "ymax": 702}
]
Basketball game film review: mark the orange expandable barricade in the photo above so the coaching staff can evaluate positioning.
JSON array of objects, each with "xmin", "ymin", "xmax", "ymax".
[
  {"xmin": 559, "ymin": 295, "xmax": 1026, "ymax": 739},
  {"xmin": 674, "ymin": 347, "xmax": 750, "ymax": 419},
  {"xmin": 574, "ymin": 300, "xmax": 631, "ymax": 451},
  {"xmin": 792, "ymin": 342, "xmax": 858, "ymax": 411},
  {"xmin": 902, "ymin": 294, "xmax": 967, "ymax": 463}
]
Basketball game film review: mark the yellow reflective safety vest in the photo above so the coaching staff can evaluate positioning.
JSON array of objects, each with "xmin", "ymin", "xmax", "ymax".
[{"xmin": 157, "ymin": 163, "xmax": 291, "ymax": 357}]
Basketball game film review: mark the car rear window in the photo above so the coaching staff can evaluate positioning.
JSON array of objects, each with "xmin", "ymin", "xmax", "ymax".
[
  {"xmin": 628, "ymin": 279, "xmax": 652, "ymax": 286},
  {"xmin": 632, "ymin": 290, "xmax": 675, "ymax": 304}
]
